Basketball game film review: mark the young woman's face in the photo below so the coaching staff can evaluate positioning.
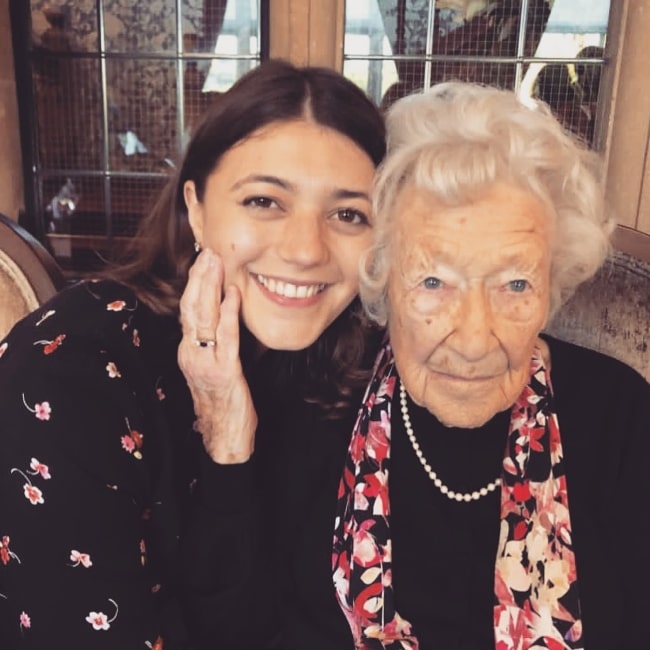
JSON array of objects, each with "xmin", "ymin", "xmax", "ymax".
[{"xmin": 185, "ymin": 119, "xmax": 376, "ymax": 351}]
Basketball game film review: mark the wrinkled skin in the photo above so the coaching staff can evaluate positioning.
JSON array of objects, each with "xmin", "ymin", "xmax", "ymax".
[{"xmin": 388, "ymin": 182, "xmax": 554, "ymax": 429}]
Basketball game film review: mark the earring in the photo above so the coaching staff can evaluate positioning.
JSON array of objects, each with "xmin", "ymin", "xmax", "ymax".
[{"xmin": 194, "ymin": 241, "xmax": 201, "ymax": 253}]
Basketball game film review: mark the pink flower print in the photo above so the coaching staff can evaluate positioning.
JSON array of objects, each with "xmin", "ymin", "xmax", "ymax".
[
  {"xmin": 0, "ymin": 539, "xmax": 10, "ymax": 565},
  {"xmin": 29, "ymin": 458, "xmax": 51, "ymax": 479},
  {"xmin": 86, "ymin": 611, "xmax": 109, "ymax": 630},
  {"xmin": 70, "ymin": 549, "xmax": 93, "ymax": 568},
  {"xmin": 10, "ymin": 468, "xmax": 45, "ymax": 505},
  {"xmin": 86, "ymin": 598, "xmax": 118, "ymax": 631},
  {"xmin": 35, "ymin": 403, "xmax": 52, "ymax": 421},
  {"xmin": 22, "ymin": 394, "xmax": 52, "ymax": 421},
  {"xmin": 132, "ymin": 329, "xmax": 140, "ymax": 347},
  {"xmin": 32, "ymin": 334, "xmax": 66, "ymax": 355},
  {"xmin": 121, "ymin": 419, "xmax": 144, "ymax": 459},
  {"xmin": 353, "ymin": 521, "xmax": 381, "ymax": 568},
  {"xmin": 106, "ymin": 362, "xmax": 121, "ymax": 378},
  {"xmin": 20, "ymin": 611, "xmax": 31, "ymax": 629},
  {"xmin": 0, "ymin": 536, "xmax": 21, "ymax": 565},
  {"xmin": 367, "ymin": 412, "xmax": 391, "ymax": 464},
  {"xmin": 0, "ymin": 342, "xmax": 7, "ymax": 358},
  {"xmin": 120, "ymin": 418, "xmax": 144, "ymax": 460},
  {"xmin": 106, "ymin": 300, "xmax": 127, "ymax": 312},
  {"xmin": 23, "ymin": 484, "xmax": 44, "ymax": 505}
]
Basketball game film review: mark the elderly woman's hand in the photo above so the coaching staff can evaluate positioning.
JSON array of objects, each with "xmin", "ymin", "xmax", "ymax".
[{"xmin": 178, "ymin": 249, "xmax": 257, "ymax": 464}]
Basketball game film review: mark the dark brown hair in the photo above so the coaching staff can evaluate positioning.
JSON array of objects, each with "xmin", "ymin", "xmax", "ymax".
[{"xmin": 106, "ymin": 59, "xmax": 386, "ymax": 415}]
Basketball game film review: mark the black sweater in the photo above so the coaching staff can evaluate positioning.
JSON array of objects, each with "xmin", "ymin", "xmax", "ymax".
[
  {"xmin": 182, "ymin": 336, "xmax": 650, "ymax": 650},
  {"xmin": 2, "ymin": 281, "xmax": 647, "ymax": 650}
]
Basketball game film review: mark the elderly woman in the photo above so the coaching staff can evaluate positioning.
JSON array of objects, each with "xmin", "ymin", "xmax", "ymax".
[{"xmin": 332, "ymin": 82, "xmax": 650, "ymax": 650}]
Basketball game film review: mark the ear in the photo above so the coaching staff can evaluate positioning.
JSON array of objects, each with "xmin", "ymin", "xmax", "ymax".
[{"xmin": 184, "ymin": 180, "xmax": 204, "ymax": 245}]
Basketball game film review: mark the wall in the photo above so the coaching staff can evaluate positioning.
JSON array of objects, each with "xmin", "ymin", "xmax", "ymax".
[
  {"xmin": 0, "ymin": 0, "xmax": 24, "ymax": 220},
  {"xmin": 603, "ymin": 0, "xmax": 650, "ymax": 255}
]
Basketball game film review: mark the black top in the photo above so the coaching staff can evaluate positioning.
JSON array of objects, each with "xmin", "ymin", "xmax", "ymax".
[
  {"xmin": 0, "ymin": 281, "xmax": 199, "ymax": 649},
  {"xmin": 182, "ymin": 336, "xmax": 650, "ymax": 650},
  {"xmin": 1, "ymin": 280, "xmax": 648, "ymax": 650}
]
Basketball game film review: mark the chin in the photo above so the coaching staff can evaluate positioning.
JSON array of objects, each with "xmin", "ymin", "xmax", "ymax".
[
  {"xmin": 432, "ymin": 396, "xmax": 511, "ymax": 429},
  {"xmin": 250, "ymin": 327, "xmax": 320, "ymax": 352},
  {"xmin": 437, "ymin": 410, "xmax": 497, "ymax": 429}
]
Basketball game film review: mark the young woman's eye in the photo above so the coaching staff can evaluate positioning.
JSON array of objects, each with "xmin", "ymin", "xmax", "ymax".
[
  {"xmin": 334, "ymin": 208, "xmax": 368, "ymax": 225},
  {"xmin": 243, "ymin": 196, "xmax": 277, "ymax": 209},
  {"xmin": 508, "ymin": 279, "xmax": 529, "ymax": 293},
  {"xmin": 423, "ymin": 276, "xmax": 442, "ymax": 290}
]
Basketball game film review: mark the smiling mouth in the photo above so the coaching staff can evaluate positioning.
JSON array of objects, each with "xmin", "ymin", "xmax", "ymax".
[{"xmin": 254, "ymin": 274, "xmax": 328, "ymax": 299}]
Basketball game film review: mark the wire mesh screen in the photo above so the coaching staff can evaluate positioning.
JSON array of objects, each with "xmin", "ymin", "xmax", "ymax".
[
  {"xmin": 25, "ymin": 0, "xmax": 263, "ymax": 276},
  {"xmin": 344, "ymin": 0, "xmax": 609, "ymax": 146}
]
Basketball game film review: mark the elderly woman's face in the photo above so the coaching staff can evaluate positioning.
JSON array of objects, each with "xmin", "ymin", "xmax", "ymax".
[{"xmin": 388, "ymin": 182, "xmax": 554, "ymax": 428}]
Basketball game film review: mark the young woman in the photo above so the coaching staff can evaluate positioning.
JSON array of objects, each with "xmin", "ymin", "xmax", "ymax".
[{"xmin": 0, "ymin": 60, "xmax": 385, "ymax": 649}]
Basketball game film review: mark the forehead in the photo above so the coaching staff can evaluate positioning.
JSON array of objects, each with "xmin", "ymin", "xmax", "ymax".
[
  {"xmin": 236, "ymin": 119, "xmax": 362, "ymax": 157},
  {"xmin": 210, "ymin": 119, "xmax": 375, "ymax": 182},
  {"xmin": 390, "ymin": 182, "xmax": 554, "ymax": 267}
]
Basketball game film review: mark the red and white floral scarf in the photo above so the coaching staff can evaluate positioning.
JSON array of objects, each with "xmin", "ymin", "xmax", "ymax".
[{"xmin": 332, "ymin": 340, "xmax": 583, "ymax": 649}]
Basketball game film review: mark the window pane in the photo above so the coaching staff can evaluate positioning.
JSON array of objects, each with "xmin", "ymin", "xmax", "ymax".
[
  {"xmin": 33, "ymin": 58, "xmax": 102, "ymax": 170},
  {"xmin": 31, "ymin": 0, "xmax": 99, "ymax": 53},
  {"xmin": 344, "ymin": 0, "xmax": 610, "ymax": 146},
  {"xmin": 102, "ymin": 2, "xmax": 177, "ymax": 53},
  {"xmin": 22, "ymin": 0, "xmax": 264, "ymax": 277},
  {"xmin": 106, "ymin": 59, "xmax": 179, "ymax": 173}
]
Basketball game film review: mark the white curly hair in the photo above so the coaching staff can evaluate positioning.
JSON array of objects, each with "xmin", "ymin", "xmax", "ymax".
[{"xmin": 360, "ymin": 81, "xmax": 615, "ymax": 325}]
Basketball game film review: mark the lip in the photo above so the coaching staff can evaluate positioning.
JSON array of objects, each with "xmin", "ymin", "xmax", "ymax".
[
  {"xmin": 432, "ymin": 370, "xmax": 501, "ymax": 383},
  {"xmin": 252, "ymin": 273, "xmax": 329, "ymax": 307}
]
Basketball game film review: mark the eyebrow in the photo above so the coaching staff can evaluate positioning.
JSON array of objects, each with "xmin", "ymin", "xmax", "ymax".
[
  {"xmin": 334, "ymin": 188, "xmax": 371, "ymax": 201},
  {"xmin": 413, "ymin": 245, "xmax": 535, "ymax": 271},
  {"xmin": 230, "ymin": 174, "xmax": 370, "ymax": 201},
  {"xmin": 230, "ymin": 174, "xmax": 292, "ymax": 192}
]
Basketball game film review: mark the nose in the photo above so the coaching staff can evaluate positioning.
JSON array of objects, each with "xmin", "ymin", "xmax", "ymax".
[
  {"xmin": 448, "ymin": 284, "xmax": 497, "ymax": 362},
  {"xmin": 276, "ymin": 211, "xmax": 330, "ymax": 268}
]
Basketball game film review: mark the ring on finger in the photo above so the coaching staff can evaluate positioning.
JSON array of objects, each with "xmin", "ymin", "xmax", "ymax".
[{"xmin": 194, "ymin": 339, "xmax": 217, "ymax": 348}]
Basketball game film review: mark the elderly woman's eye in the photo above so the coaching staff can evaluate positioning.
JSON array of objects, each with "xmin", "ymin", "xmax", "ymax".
[
  {"xmin": 508, "ymin": 279, "xmax": 529, "ymax": 292},
  {"xmin": 423, "ymin": 277, "xmax": 442, "ymax": 289}
]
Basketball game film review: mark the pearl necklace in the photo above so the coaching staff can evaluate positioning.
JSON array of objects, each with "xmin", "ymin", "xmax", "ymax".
[{"xmin": 398, "ymin": 381, "xmax": 502, "ymax": 502}]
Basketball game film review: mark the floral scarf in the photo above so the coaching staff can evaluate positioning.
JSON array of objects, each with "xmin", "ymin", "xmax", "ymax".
[{"xmin": 332, "ymin": 340, "xmax": 583, "ymax": 649}]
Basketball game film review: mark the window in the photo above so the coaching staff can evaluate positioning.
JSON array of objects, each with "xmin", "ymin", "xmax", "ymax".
[
  {"xmin": 343, "ymin": 0, "xmax": 610, "ymax": 147},
  {"xmin": 12, "ymin": 0, "xmax": 266, "ymax": 277}
]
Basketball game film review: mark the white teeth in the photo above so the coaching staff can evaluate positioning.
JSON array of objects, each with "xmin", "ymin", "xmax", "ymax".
[{"xmin": 256, "ymin": 274, "xmax": 325, "ymax": 299}]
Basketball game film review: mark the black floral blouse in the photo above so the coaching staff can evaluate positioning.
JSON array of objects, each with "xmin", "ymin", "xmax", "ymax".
[{"xmin": 0, "ymin": 280, "xmax": 199, "ymax": 649}]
